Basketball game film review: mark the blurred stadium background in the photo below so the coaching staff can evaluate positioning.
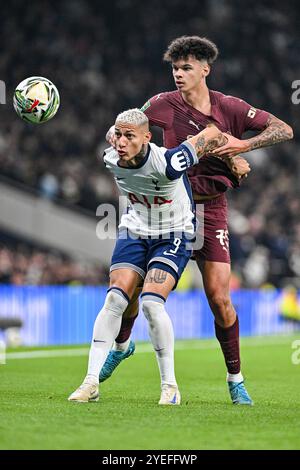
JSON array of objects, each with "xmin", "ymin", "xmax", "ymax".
[{"xmin": 0, "ymin": 0, "xmax": 300, "ymax": 347}]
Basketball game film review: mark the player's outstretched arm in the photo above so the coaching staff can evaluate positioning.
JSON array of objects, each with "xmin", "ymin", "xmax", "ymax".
[
  {"xmin": 186, "ymin": 124, "xmax": 228, "ymax": 159},
  {"xmin": 165, "ymin": 124, "xmax": 229, "ymax": 181},
  {"xmin": 244, "ymin": 114, "xmax": 293, "ymax": 151},
  {"xmin": 211, "ymin": 115, "xmax": 293, "ymax": 158}
]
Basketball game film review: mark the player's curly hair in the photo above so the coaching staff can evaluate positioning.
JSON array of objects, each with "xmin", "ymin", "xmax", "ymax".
[{"xmin": 163, "ymin": 36, "xmax": 218, "ymax": 65}]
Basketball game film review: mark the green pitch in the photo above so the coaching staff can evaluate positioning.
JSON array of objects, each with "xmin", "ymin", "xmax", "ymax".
[{"xmin": 0, "ymin": 335, "xmax": 300, "ymax": 450}]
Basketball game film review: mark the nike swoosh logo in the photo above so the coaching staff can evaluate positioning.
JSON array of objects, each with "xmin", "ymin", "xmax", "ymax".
[
  {"xmin": 93, "ymin": 339, "xmax": 106, "ymax": 343},
  {"xmin": 163, "ymin": 251, "xmax": 177, "ymax": 257},
  {"xmin": 170, "ymin": 393, "xmax": 177, "ymax": 404}
]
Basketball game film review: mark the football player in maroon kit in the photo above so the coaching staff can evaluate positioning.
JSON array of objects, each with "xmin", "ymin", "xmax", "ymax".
[{"xmin": 100, "ymin": 36, "xmax": 293, "ymax": 405}]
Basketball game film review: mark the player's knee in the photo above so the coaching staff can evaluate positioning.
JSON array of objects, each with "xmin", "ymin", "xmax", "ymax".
[
  {"xmin": 207, "ymin": 290, "xmax": 231, "ymax": 312},
  {"xmin": 141, "ymin": 298, "xmax": 164, "ymax": 323},
  {"xmin": 104, "ymin": 288, "xmax": 129, "ymax": 318},
  {"xmin": 109, "ymin": 271, "xmax": 140, "ymax": 299}
]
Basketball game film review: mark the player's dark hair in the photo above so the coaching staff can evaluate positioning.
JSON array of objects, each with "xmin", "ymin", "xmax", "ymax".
[{"xmin": 163, "ymin": 36, "xmax": 218, "ymax": 65}]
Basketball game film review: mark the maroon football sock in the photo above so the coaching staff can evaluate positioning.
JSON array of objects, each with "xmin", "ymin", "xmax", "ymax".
[
  {"xmin": 115, "ymin": 314, "xmax": 138, "ymax": 344},
  {"xmin": 214, "ymin": 317, "xmax": 241, "ymax": 374}
]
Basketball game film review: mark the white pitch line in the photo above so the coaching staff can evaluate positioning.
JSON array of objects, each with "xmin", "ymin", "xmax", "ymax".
[
  {"xmin": 6, "ymin": 348, "xmax": 90, "ymax": 360},
  {"xmin": 4, "ymin": 335, "xmax": 298, "ymax": 360}
]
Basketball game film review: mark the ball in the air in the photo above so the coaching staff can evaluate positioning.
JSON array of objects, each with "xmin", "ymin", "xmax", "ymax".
[{"xmin": 13, "ymin": 76, "xmax": 60, "ymax": 124}]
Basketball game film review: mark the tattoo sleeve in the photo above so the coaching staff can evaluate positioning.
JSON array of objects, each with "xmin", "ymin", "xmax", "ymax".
[
  {"xmin": 145, "ymin": 269, "xmax": 167, "ymax": 284},
  {"xmin": 194, "ymin": 136, "xmax": 206, "ymax": 157},
  {"xmin": 247, "ymin": 114, "xmax": 293, "ymax": 151},
  {"xmin": 204, "ymin": 134, "xmax": 228, "ymax": 153},
  {"xmin": 194, "ymin": 129, "xmax": 228, "ymax": 159}
]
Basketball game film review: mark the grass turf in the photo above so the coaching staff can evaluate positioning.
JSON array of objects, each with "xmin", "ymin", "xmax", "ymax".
[{"xmin": 0, "ymin": 335, "xmax": 300, "ymax": 450}]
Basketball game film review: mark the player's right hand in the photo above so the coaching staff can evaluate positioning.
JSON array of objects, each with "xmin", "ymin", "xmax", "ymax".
[{"xmin": 106, "ymin": 125, "xmax": 116, "ymax": 148}]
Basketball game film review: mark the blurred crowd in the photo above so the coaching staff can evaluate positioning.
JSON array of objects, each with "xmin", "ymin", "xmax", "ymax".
[
  {"xmin": 0, "ymin": 234, "xmax": 108, "ymax": 285},
  {"xmin": 0, "ymin": 0, "xmax": 299, "ymax": 287}
]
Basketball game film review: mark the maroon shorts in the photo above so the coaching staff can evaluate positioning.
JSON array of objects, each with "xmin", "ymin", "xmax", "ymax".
[{"xmin": 193, "ymin": 193, "xmax": 230, "ymax": 264}]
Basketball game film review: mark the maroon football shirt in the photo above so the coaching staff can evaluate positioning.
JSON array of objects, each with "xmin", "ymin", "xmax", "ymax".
[{"xmin": 142, "ymin": 90, "xmax": 269, "ymax": 196}]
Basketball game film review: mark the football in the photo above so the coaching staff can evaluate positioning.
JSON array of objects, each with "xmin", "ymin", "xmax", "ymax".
[{"xmin": 13, "ymin": 76, "xmax": 60, "ymax": 124}]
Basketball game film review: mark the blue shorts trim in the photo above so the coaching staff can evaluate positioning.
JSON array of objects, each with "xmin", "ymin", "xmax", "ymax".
[
  {"xmin": 111, "ymin": 232, "xmax": 192, "ymax": 287},
  {"xmin": 148, "ymin": 256, "xmax": 178, "ymax": 273},
  {"xmin": 110, "ymin": 262, "xmax": 145, "ymax": 279}
]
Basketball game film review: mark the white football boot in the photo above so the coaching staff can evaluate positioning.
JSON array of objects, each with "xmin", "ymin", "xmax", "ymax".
[
  {"xmin": 68, "ymin": 376, "xmax": 99, "ymax": 403},
  {"xmin": 159, "ymin": 384, "xmax": 181, "ymax": 405}
]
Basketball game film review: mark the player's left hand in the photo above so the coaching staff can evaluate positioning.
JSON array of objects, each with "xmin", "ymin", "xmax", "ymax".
[
  {"xmin": 224, "ymin": 155, "xmax": 251, "ymax": 180},
  {"xmin": 106, "ymin": 125, "xmax": 116, "ymax": 148},
  {"xmin": 211, "ymin": 133, "xmax": 250, "ymax": 158}
]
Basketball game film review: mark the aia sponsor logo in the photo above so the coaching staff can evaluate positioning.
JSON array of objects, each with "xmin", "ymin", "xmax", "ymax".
[{"xmin": 128, "ymin": 193, "xmax": 172, "ymax": 207}]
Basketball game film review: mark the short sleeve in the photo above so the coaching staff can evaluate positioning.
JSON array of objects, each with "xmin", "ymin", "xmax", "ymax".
[
  {"xmin": 141, "ymin": 93, "xmax": 174, "ymax": 130},
  {"xmin": 221, "ymin": 95, "xmax": 270, "ymax": 134},
  {"xmin": 164, "ymin": 142, "xmax": 198, "ymax": 180}
]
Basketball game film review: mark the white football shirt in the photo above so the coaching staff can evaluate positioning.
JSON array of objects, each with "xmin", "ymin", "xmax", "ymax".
[{"xmin": 103, "ymin": 141, "xmax": 198, "ymax": 237}]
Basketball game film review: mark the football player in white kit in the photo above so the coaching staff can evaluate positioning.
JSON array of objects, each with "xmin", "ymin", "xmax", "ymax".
[{"xmin": 68, "ymin": 109, "xmax": 227, "ymax": 405}]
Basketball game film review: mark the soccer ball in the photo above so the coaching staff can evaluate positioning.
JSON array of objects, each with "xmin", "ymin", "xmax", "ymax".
[{"xmin": 13, "ymin": 76, "xmax": 60, "ymax": 124}]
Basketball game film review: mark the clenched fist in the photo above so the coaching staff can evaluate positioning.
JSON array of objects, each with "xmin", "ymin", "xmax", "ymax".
[
  {"xmin": 105, "ymin": 125, "xmax": 116, "ymax": 147},
  {"xmin": 223, "ymin": 155, "xmax": 251, "ymax": 180}
]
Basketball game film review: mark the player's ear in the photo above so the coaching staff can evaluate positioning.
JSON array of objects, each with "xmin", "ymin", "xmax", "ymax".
[
  {"xmin": 203, "ymin": 63, "xmax": 210, "ymax": 78},
  {"xmin": 144, "ymin": 131, "xmax": 152, "ymax": 144}
]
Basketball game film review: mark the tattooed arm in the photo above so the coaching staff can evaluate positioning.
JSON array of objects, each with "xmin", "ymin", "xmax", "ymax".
[
  {"xmin": 245, "ymin": 114, "xmax": 293, "ymax": 151},
  {"xmin": 165, "ymin": 124, "xmax": 229, "ymax": 181},
  {"xmin": 187, "ymin": 124, "xmax": 228, "ymax": 159},
  {"xmin": 212, "ymin": 114, "xmax": 293, "ymax": 158}
]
